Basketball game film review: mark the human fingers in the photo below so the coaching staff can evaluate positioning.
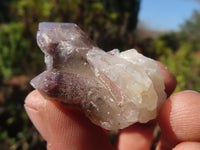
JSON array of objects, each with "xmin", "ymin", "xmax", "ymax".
[
  {"xmin": 156, "ymin": 61, "xmax": 177, "ymax": 96},
  {"xmin": 116, "ymin": 62, "xmax": 177, "ymax": 150},
  {"xmin": 24, "ymin": 90, "xmax": 113, "ymax": 150},
  {"xmin": 25, "ymin": 61, "xmax": 176, "ymax": 150},
  {"xmin": 172, "ymin": 141, "xmax": 200, "ymax": 150},
  {"xmin": 157, "ymin": 90, "xmax": 200, "ymax": 150},
  {"xmin": 116, "ymin": 121, "xmax": 156, "ymax": 150}
]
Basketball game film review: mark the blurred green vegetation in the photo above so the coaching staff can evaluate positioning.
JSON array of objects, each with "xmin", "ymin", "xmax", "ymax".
[
  {"xmin": 0, "ymin": 0, "xmax": 140, "ymax": 80},
  {"xmin": 147, "ymin": 10, "xmax": 200, "ymax": 92},
  {"xmin": 0, "ymin": 0, "xmax": 199, "ymax": 149},
  {"xmin": 0, "ymin": 23, "xmax": 30, "ymax": 79}
]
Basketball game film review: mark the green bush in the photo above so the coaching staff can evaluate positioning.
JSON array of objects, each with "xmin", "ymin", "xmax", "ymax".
[
  {"xmin": 147, "ymin": 10, "xmax": 200, "ymax": 92},
  {"xmin": 0, "ymin": 23, "xmax": 30, "ymax": 80},
  {"xmin": 159, "ymin": 42, "xmax": 200, "ymax": 92}
]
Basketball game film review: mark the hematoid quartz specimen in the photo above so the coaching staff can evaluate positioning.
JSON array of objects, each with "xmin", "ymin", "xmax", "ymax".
[{"xmin": 30, "ymin": 22, "xmax": 167, "ymax": 130}]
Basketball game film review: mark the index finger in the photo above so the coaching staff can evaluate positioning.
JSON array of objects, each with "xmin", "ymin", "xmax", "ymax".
[{"xmin": 156, "ymin": 61, "xmax": 177, "ymax": 96}]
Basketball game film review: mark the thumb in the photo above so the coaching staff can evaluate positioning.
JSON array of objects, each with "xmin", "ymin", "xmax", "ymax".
[{"xmin": 24, "ymin": 90, "xmax": 113, "ymax": 150}]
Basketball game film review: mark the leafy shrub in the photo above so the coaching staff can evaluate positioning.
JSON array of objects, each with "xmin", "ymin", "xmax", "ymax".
[
  {"xmin": 159, "ymin": 42, "xmax": 200, "ymax": 92},
  {"xmin": 0, "ymin": 23, "xmax": 30, "ymax": 80}
]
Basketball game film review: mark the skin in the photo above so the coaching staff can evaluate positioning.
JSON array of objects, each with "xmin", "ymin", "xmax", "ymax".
[{"xmin": 24, "ymin": 62, "xmax": 200, "ymax": 150}]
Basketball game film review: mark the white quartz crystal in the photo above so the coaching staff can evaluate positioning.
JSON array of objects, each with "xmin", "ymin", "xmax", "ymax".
[{"xmin": 31, "ymin": 22, "xmax": 167, "ymax": 130}]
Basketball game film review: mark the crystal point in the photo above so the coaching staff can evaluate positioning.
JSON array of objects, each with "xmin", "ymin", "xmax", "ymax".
[{"xmin": 31, "ymin": 22, "xmax": 167, "ymax": 130}]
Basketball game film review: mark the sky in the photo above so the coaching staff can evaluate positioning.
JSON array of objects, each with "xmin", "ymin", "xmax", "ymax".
[{"xmin": 139, "ymin": 0, "xmax": 200, "ymax": 31}]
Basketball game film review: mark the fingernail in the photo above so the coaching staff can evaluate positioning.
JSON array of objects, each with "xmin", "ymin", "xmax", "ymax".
[
  {"xmin": 25, "ymin": 90, "xmax": 44, "ymax": 111},
  {"xmin": 24, "ymin": 91, "xmax": 51, "ymax": 142}
]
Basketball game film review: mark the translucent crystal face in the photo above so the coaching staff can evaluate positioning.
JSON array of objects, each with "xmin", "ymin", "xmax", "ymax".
[{"xmin": 31, "ymin": 22, "xmax": 167, "ymax": 130}]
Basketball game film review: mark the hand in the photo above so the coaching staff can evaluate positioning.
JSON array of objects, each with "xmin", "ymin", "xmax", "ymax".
[{"xmin": 24, "ymin": 62, "xmax": 200, "ymax": 150}]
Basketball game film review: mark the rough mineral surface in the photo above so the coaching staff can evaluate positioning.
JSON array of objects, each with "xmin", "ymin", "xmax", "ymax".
[{"xmin": 31, "ymin": 22, "xmax": 167, "ymax": 130}]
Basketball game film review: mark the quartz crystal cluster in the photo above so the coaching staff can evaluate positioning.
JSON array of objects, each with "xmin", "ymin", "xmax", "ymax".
[{"xmin": 31, "ymin": 22, "xmax": 167, "ymax": 130}]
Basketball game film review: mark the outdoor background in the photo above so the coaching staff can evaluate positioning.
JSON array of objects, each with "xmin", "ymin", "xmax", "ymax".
[{"xmin": 0, "ymin": 0, "xmax": 199, "ymax": 149}]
